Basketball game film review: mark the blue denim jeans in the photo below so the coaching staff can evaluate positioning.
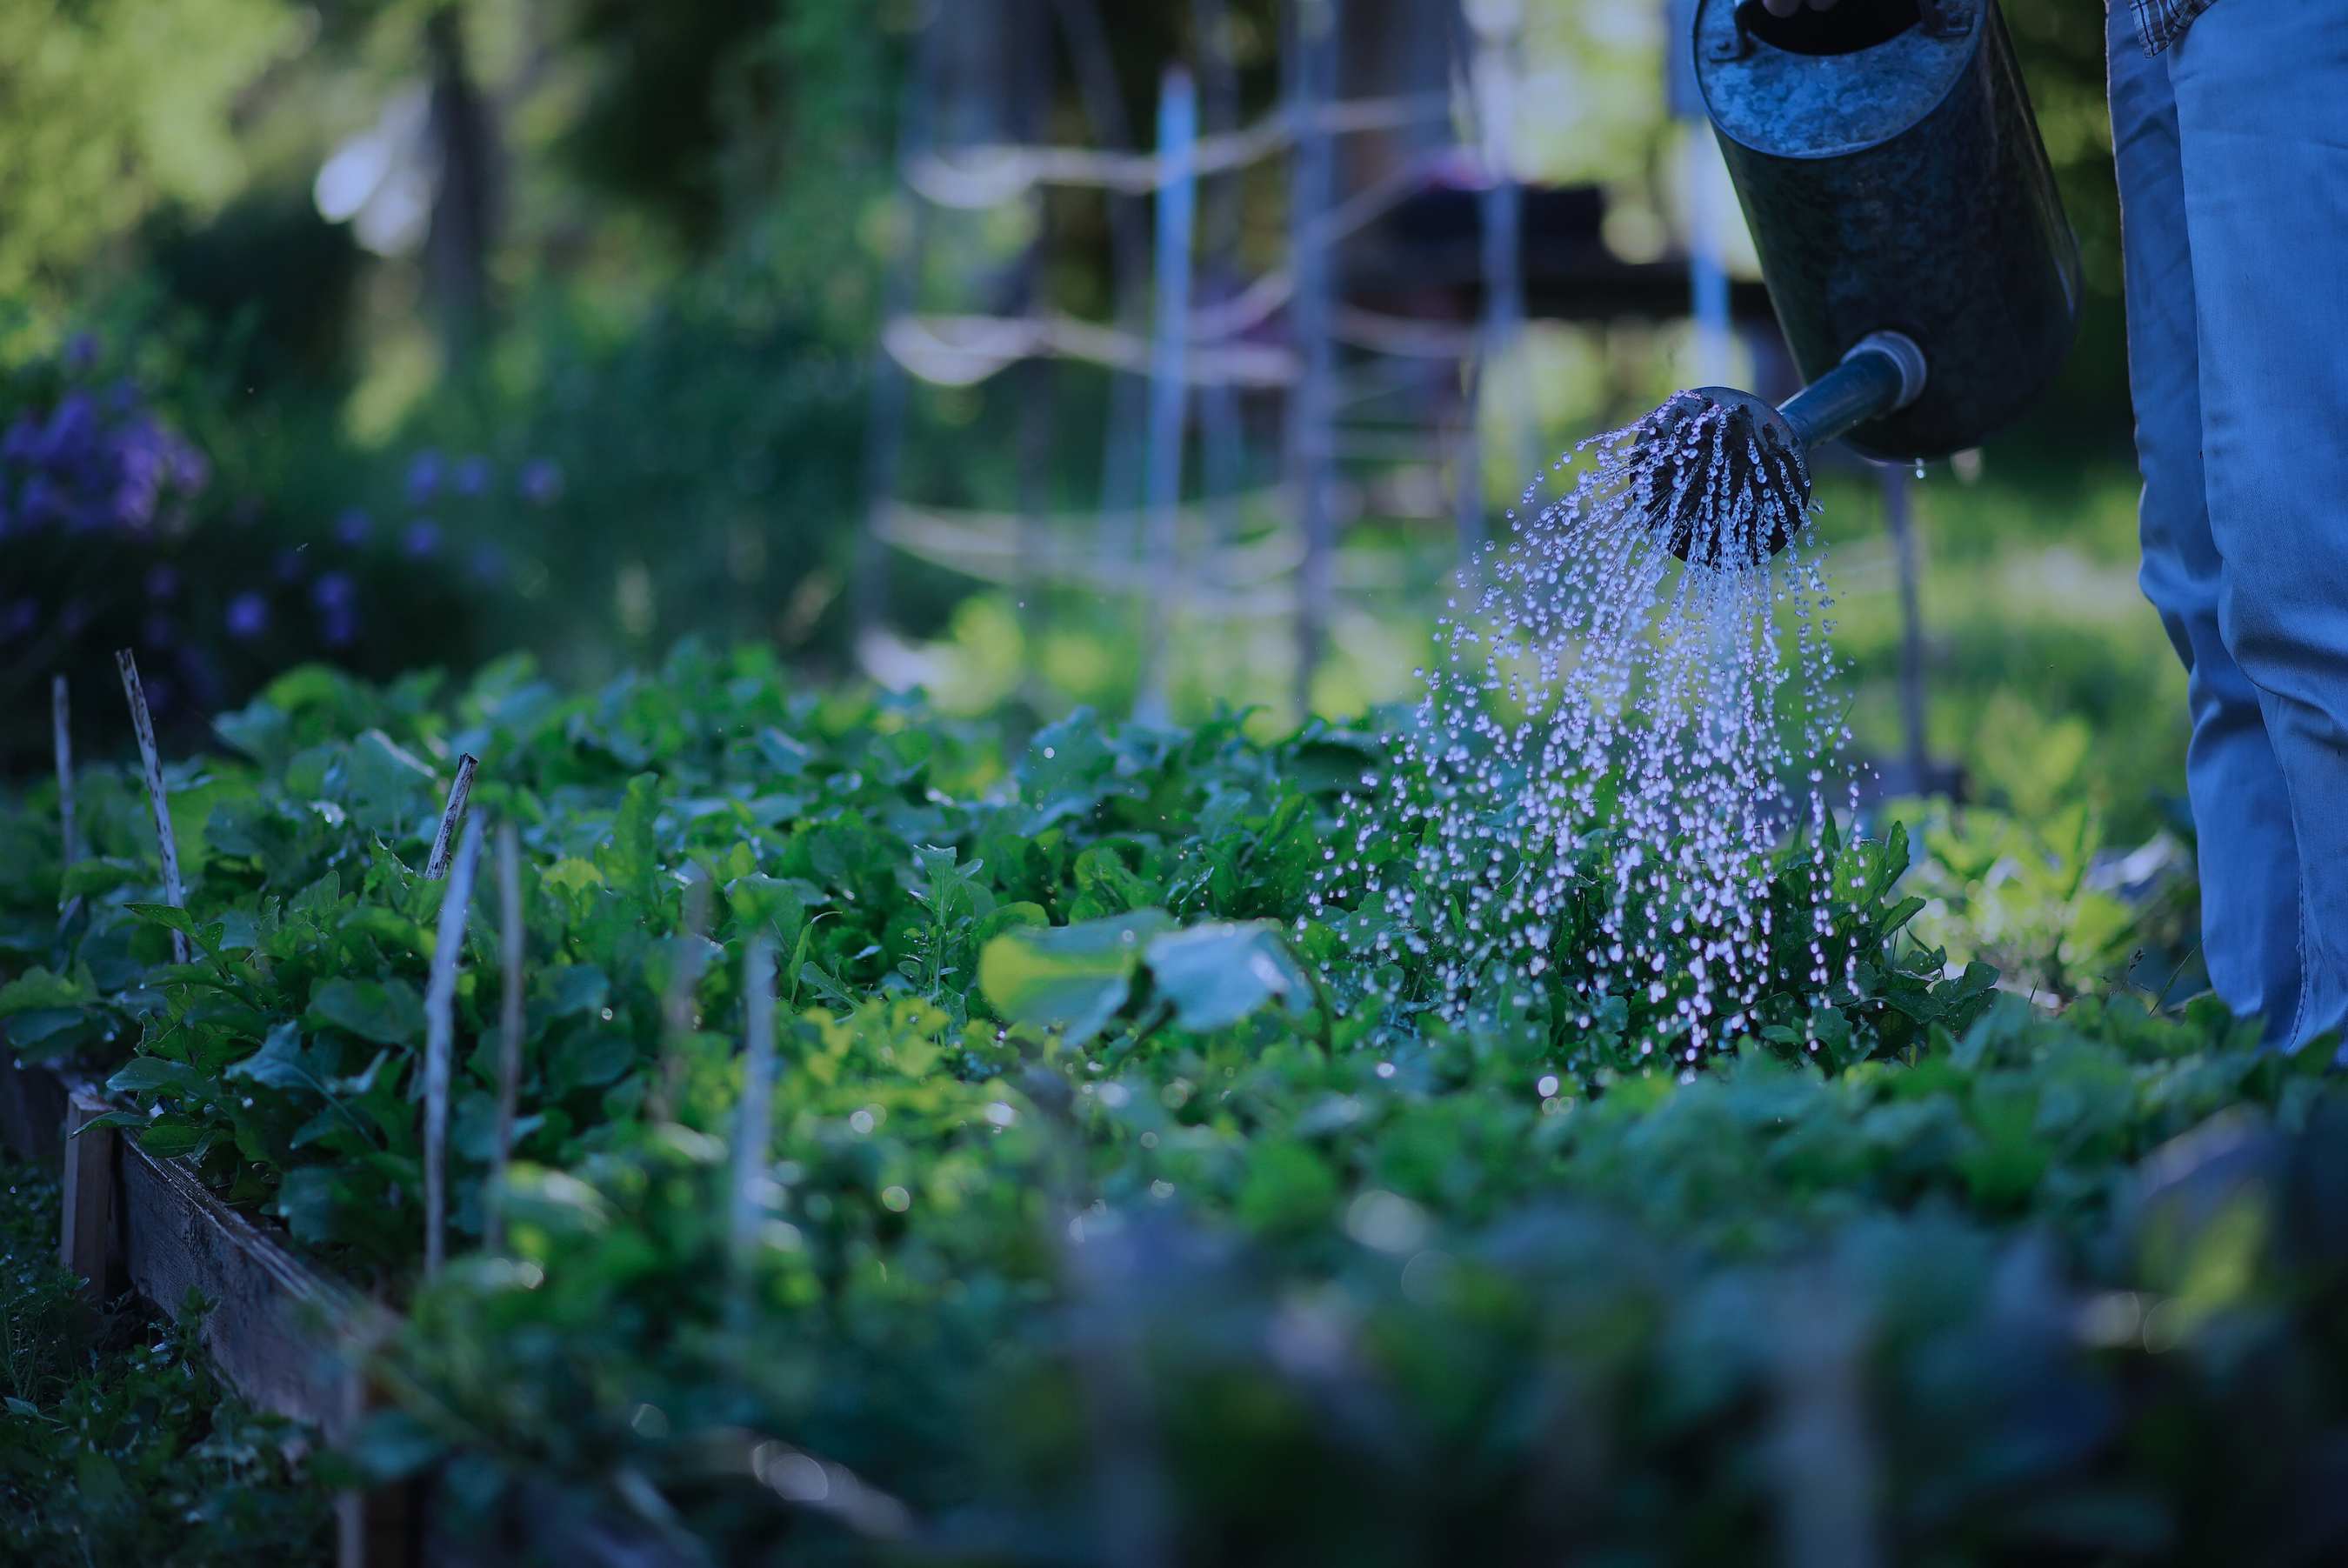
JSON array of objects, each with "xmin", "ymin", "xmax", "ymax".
[{"xmin": 2109, "ymin": 0, "xmax": 2348, "ymax": 1048}]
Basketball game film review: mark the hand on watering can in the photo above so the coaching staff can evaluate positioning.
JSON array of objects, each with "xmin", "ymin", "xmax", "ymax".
[{"xmin": 1760, "ymin": 0, "xmax": 1837, "ymax": 13}]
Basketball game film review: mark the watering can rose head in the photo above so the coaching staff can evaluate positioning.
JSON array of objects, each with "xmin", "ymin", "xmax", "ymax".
[{"xmin": 1629, "ymin": 387, "xmax": 1811, "ymax": 570}]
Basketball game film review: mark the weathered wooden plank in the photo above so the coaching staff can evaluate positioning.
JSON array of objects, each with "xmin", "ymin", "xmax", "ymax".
[
  {"xmin": 0, "ymin": 1045, "xmax": 69, "ymax": 1167},
  {"xmin": 58, "ymin": 1091, "xmax": 113, "ymax": 1296},
  {"xmin": 10, "ymin": 1064, "xmax": 423, "ymax": 1562},
  {"xmin": 116, "ymin": 1138, "xmax": 374, "ymax": 1433}
]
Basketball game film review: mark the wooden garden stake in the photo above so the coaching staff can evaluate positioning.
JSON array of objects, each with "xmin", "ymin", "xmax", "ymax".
[
  {"xmin": 51, "ymin": 675, "xmax": 77, "ymax": 871},
  {"xmin": 650, "ymin": 871, "xmax": 712, "ymax": 1123},
  {"xmin": 424, "ymin": 752, "xmax": 479, "ymax": 880},
  {"xmin": 485, "ymin": 820, "xmax": 524, "ymax": 1256},
  {"xmin": 423, "ymin": 814, "xmax": 484, "ymax": 1281},
  {"xmin": 115, "ymin": 651, "xmax": 188, "ymax": 964},
  {"xmin": 728, "ymin": 935, "xmax": 778, "ymax": 1326},
  {"xmin": 59, "ymin": 1091, "xmax": 114, "ymax": 1298},
  {"xmin": 52, "ymin": 676, "xmax": 82, "ymax": 925}
]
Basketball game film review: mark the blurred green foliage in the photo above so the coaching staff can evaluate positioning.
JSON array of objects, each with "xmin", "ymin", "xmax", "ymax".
[{"xmin": 0, "ymin": 1161, "xmax": 330, "ymax": 1565}]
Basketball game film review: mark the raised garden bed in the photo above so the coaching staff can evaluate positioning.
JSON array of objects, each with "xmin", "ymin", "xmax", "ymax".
[{"xmin": 6, "ymin": 649, "xmax": 2347, "ymax": 1565}]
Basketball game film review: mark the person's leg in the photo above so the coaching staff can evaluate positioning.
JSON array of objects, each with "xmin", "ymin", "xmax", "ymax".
[
  {"xmin": 2110, "ymin": 1, "xmax": 2303, "ymax": 1034},
  {"xmin": 2166, "ymin": 1, "xmax": 2348, "ymax": 1047}
]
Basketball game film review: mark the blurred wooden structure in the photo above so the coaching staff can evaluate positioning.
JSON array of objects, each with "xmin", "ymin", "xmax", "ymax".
[{"xmin": 856, "ymin": 0, "xmax": 1782, "ymax": 713}]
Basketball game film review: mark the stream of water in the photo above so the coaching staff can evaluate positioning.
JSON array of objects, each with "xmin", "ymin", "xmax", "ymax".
[{"xmin": 1322, "ymin": 393, "xmax": 1856, "ymax": 1055}]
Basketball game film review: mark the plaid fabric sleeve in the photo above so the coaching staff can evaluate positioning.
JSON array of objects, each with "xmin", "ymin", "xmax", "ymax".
[{"xmin": 2129, "ymin": 0, "xmax": 2218, "ymax": 55}]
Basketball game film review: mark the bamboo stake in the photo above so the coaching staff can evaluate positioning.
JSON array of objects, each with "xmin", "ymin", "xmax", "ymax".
[
  {"xmin": 424, "ymin": 753, "xmax": 479, "ymax": 880},
  {"xmin": 115, "ymin": 651, "xmax": 188, "ymax": 964},
  {"xmin": 52, "ymin": 676, "xmax": 81, "ymax": 924},
  {"xmin": 650, "ymin": 873, "xmax": 712, "ymax": 1124},
  {"xmin": 727, "ymin": 935, "xmax": 778, "ymax": 1329},
  {"xmin": 484, "ymin": 820, "xmax": 525, "ymax": 1257},
  {"xmin": 423, "ymin": 814, "xmax": 484, "ymax": 1281},
  {"xmin": 51, "ymin": 676, "xmax": 77, "ymax": 869}
]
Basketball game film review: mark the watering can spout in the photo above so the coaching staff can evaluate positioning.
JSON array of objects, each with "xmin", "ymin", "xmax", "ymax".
[{"xmin": 1775, "ymin": 330, "xmax": 1928, "ymax": 450}]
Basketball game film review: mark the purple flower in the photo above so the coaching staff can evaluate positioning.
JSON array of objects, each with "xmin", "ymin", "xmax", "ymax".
[
  {"xmin": 518, "ymin": 458, "xmax": 564, "ymax": 507},
  {"xmin": 455, "ymin": 455, "xmax": 491, "ymax": 497},
  {"xmin": 335, "ymin": 508, "xmax": 372, "ymax": 547},
  {"xmin": 41, "ymin": 394, "xmax": 97, "ymax": 468},
  {"xmin": 403, "ymin": 519, "xmax": 442, "ymax": 557},
  {"xmin": 404, "ymin": 450, "xmax": 444, "ymax": 506},
  {"xmin": 313, "ymin": 571, "xmax": 358, "ymax": 648},
  {"xmin": 226, "ymin": 591, "xmax": 270, "ymax": 640},
  {"xmin": 0, "ymin": 360, "xmax": 205, "ymax": 544}
]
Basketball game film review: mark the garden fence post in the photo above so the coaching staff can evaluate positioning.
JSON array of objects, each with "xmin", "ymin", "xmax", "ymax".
[
  {"xmin": 1134, "ymin": 63, "xmax": 1198, "ymax": 724},
  {"xmin": 1285, "ymin": 0, "xmax": 1339, "ymax": 719}
]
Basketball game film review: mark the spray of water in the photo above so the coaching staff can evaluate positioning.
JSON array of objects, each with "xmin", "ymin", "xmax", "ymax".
[{"xmin": 1318, "ymin": 393, "xmax": 1855, "ymax": 1059}]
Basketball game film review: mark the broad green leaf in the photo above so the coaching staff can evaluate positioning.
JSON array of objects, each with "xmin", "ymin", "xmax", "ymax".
[
  {"xmin": 537, "ymin": 965, "xmax": 610, "ymax": 1019},
  {"xmin": 228, "ymin": 1022, "xmax": 317, "ymax": 1092},
  {"xmin": 344, "ymin": 729, "xmax": 442, "ymax": 836},
  {"xmin": 59, "ymin": 858, "xmax": 143, "ymax": 900},
  {"xmin": 726, "ymin": 874, "xmax": 807, "ymax": 950},
  {"xmin": 309, "ymin": 977, "xmax": 426, "ymax": 1045},
  {"xmin": 108, "ymin": 1058, "xmax": 192, "ymax": 1095},
  {"xmin": 211, "ymin": 696, "xmax": 290, "ymax": 769},
  {"xmin": 974, "ymin": 902, "xmax": 1049, "ymax": 946},
  {"xmin": 979, "ymin": 910, "xmax": 1174, "ymax": 1045},
  {"xmin": 550, "ymin": 1030, "xmax": 637, "ymax": 1095},
  {"xmin": 1145, "ymin": 921, "xmax": 1312, "ymax": 1033},
  {"xmin": 599, "ymin": 772, "xmax": 663, "ymax": 900},
  {"xmin": 0, "ymin": 967, "xmax": 89, "ymax": 1016},
  {"xmin": 496, "ymin": 1164, "xmax": 611, "ymax": 1236},
  {"xmin": 133, "ymin": 1115, "xmax": 210, "ymax": 1159},
  {"xmin": 74, "ymin": 1449, "xmax": 130, "ymax": 1505},
  {"xmin": 123, "ymin": 901, "xmax": 197, "ymax": 937},
  {"xmin": 544, "ymin": 857, "xmax": 604, "ymax": 911},
  {"xmin": 274, "ymin": 1166, "xmax": 339, "ymax": 1242},
  {"xmin": 5, "ymin": 1007, "xmax": 90, "ymax": 1059}
]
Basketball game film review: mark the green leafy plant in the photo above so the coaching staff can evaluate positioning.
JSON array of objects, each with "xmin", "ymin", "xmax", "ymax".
[
  {"xmin": 0, "ymin": 1159, "xmax": 330, "ymax": 1565},
  {"xmin": 8, "ymin": 650, "xmax": 2334, "ymax": 1566}
]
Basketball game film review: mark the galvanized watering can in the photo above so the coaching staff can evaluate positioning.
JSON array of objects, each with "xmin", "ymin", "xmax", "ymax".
[{"xmin": 1640, "ymin": 0, "xmax": 2080, "ymax": 562}]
